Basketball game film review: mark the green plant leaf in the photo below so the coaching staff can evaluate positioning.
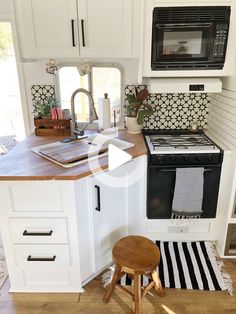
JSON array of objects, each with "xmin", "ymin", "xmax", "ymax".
[
  {"xmin": 127, "ymin": 94, "xmax": 136, "ymax": 104},
  {"xmin": 127, "ymin": 102, "xmax": 138, "ymax": 108},
  {"xmin": 137, "ymin": 109, "xmax": 153, "ymax": 125}
]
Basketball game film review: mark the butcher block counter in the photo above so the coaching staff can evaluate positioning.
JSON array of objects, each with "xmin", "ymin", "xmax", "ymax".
[{"xmin": 0, "ymin": 130, "xmax": 147, "ymax": 180}]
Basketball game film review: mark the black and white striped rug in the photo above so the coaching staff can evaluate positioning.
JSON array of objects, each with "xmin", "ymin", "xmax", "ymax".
[
  {"xmin": 156, "ymin": 241, "xmax": 228, "ymax": 291},
  {"xmin": 102, "ymin": 241, "xmax": 233, "ymax": 295}
]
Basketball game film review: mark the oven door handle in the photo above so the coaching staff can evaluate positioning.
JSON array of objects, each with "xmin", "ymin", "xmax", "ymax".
[
  {"xmin": 159, "ymin": 168, "xmax": 214, "ymax": 172},
  {"xmin": 159, "ymin": 169, "xmax": 176, "ymax": 172}
]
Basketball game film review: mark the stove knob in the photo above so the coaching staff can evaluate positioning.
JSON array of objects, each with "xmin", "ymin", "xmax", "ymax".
[
  {"xmin": 171, "ymin": 157, "xmax": 175, "ymax": 161},
  {"xmin": 183, "ymin": 156, "xmax": 188, "ymax": 161},
  {"xmin": 195, "ymin": 156, "xmax": 201, "ymax": 161},
  {"xmin": 208, "ymin": 156, "xmax": 213, "ymax": 162},
  {"xmin": 157, "ymin": 156, "xmax": 164, "ymax": 164}
]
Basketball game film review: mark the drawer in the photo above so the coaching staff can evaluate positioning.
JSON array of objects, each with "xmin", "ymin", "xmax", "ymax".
[
  {"xmin": 22, "ymin": 268, "xmax": 70, "ymax": 286},
  {"xmin": 8, "ymin": 182, "xmax": 63, "ymax": 212},
  {"xmin": 9, "ymin": 218, "xmax": 68, "ymax": 244},
  {"xmin": 14, "ymin": 244, "xmax": 70, "ymax": 267}
]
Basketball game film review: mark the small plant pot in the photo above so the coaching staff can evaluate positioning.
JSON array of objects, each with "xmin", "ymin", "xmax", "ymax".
[{"xmin": 125, "ymin": 116, "xmax": 142, "ymax": 134}]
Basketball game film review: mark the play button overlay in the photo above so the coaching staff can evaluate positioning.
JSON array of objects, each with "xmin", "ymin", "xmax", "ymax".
[{"xmin": 108, "ymin": 144, "xmax": 132, "ymax": 171}]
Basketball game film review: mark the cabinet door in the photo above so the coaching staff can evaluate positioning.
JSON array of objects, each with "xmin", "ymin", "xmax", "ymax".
[
  {"xmin": 78, "ymin": 0, "xmax": 133, "ymax": 56},
  {"xmin": 13, "ymin": 0, "xmax": 79, "ymax": 58},
  {"xmin": 91, "ymin": 169, "xmax": 127, "ymax": 272}
]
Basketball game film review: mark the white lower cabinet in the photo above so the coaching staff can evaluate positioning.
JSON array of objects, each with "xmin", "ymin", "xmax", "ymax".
[
  {"xmin": 14, "ymin": 244, "xmax": 70, "ymax": 267},
  {"xmin": 91, "ymin": 169, "xmax": 127, "ymax": 272},
  {"xmin": 76, "ymin": 155, "xmax": 146, "ymax": 285},
  {"xmin": 0, "ymin": 156, "xmax": 147, "ymax": 292},
  {"xmin": 9, "ymin": 217, "xmax": 68, "ymax": 244},
  {"xmin": 0, "ymin": 181, "xmax": 82, "ymax": 292}
]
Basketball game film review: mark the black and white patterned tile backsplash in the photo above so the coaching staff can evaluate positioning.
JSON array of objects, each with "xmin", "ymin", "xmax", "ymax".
[
  {"xmin": 125, "ymin": 85, "xmax": 209, "ymax": 129},
  {"xmin": 31, "ymin": 85, "xmax": 55, "ymax": 103}
]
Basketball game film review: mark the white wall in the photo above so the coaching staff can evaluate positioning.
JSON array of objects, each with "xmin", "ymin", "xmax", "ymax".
[
  {"xmin": 208, "ymin": 90, "xmax": 236, "ymax": 150},
  {"xmin": 222, "ymin": 62, "xmax": 236, "ymax": 93},
  {"xmin": 0, "ymin": 0, "xmax": 11, "ymax": 14},
  {"xmin": 208, "ymin": 32, "xmax": 236, "ymax": 150}
]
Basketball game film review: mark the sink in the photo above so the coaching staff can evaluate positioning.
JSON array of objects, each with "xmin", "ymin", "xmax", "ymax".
[{"xmin": 31, "ymin": 133, "xmax": 135, "ymax": 168}]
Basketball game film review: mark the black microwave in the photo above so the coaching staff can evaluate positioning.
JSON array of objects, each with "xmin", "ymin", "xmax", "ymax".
[{"xmin": 151, "ymin": 6, "xmax": 231, "ymax": 71}]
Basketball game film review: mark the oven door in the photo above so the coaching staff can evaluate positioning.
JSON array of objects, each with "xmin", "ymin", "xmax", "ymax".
[
  {"xmin": 151, "ymin": 23, "xmax": 214, "ymax": 69},
  {"xmin": 147, "ymin": 165, "xmax": 222, "ymax": 219}
]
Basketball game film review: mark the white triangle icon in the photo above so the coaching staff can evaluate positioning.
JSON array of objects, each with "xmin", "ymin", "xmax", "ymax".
[{"xmin": 108, "ymin": 144, "xmax": 132, "ymax": 171}]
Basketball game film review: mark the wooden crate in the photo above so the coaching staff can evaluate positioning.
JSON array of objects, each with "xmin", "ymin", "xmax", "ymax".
[{"xmin": 34, "ymin": 118, "xmax": 71, "ymax": 136}]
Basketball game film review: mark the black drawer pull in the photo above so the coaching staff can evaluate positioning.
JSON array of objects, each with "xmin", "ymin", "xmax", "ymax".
[
  {"xmin": 71, "ymin": 19, "xmax": 76, "ymax": 47},
  {"xmin": 27, "ymin": 255, "xmax": 56, "ymax": 262},
  {"xmin": 94, "ymin": 185, "xmax": 101, "ymax": 211},
  {"xmin": 23, "ymin": 230, "xmax": 53, "ymax": 236},
  {"xmin": 81, "ymin": 19, "xmax": 85, "ymax": 47}
]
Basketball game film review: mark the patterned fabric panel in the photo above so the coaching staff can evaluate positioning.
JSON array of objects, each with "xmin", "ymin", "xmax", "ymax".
[{"xmin": 124, "ymin": 85, "xmax": 209, "ymax": 130}]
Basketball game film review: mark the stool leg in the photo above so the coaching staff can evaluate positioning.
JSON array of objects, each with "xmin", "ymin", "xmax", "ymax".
[
  {"xmin": 152, "ymin": 270, "xmax": 165, "ymax": 297},
  {"xmin": 134, "ymin": 274, "xmax": 142, "ymax": 314},
  {"xmin": 103, "ymin": 265, "xmax": 122, "ymax": 303}
]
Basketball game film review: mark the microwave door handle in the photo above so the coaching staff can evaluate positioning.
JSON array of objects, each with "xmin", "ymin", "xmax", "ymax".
[{"xmin": 166, "ymin": 23, "xmax": 212, "ymax": 29}]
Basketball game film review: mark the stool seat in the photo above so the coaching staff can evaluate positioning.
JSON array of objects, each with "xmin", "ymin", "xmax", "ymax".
[
  {"xmin": 103, "ymin": 235, "xmax": 165, "ymax": 314},
  {"xmin": 112, "ymin": 235, "xmax": 160, "ymax": 274}
]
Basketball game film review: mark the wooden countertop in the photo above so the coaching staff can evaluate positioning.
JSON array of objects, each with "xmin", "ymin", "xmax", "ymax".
[{"xmin": 0, "ymin": 130, "xmax": 147, "ymax": 181}]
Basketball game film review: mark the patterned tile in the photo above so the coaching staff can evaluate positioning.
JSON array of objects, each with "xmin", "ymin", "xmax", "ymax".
[
  {"xmin": 31, "ymin": 85, "xmax": 55, "ymax": 103},
  {"xmin": 124, "ymin": 85, "xmax": 209, "ymax": 129}
]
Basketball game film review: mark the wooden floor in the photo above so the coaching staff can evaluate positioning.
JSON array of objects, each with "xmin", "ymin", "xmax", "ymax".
[{"xmin": 1, "ymin": 259, "xmax": 236, "ymax": 314}]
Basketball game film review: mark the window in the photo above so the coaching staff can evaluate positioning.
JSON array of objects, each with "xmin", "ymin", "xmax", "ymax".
[
  {"xmin": 0, "ymin": 21, "xmax": 25, "ymax": 144},
  {"xmin": 58, "ymin": 65, "xmax": 122, "ymax": 126}
]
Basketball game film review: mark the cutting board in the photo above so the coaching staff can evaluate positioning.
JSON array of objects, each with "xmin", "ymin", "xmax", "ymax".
[{"xmin": 39, "ymin": 139, "xmax": 108, "ymax": 164}]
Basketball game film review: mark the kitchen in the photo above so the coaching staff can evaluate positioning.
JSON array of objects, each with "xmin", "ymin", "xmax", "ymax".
[{"xmin": 0, "ymin": 0, "xmax": 236, "ymax": 313}]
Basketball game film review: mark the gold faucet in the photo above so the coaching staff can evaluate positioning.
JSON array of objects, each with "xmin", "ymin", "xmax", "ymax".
[{"xmin": 70, "ymin": 88, "xmax": 98, "ymax": 137}]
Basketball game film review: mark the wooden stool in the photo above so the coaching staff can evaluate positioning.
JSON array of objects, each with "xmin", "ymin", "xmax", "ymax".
[{"xmin": 103, "ymin": 235, "xmax": 165, "ymax": 314}]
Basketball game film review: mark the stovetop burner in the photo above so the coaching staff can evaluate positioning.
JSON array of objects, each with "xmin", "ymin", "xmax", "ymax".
[
  {"xmin": 142, "ymin": 129, "xmax": 223, "ymax": 165},
  {"xmin": 143, "ymin": 130, "xmax": 220, "ymax": 155},
  {"xmin": 149, "ymin": 133, "xmax": 216, "ymax": 150}
]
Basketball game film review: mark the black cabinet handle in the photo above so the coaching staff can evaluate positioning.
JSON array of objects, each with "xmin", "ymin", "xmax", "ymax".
[
  {"xmin": 81, "ymin": 19, "xmax": 85, "ymax": 47},
  {"xmin": 27, "ymin": 255, "xmax": 56, "ymax": 262},
  {"xmin": 23, "ymin": 230, "xmax": 53, "ymax": 236},
  {"xmin": 94, "ymin": 185, "xmax": 101, "ymax": 211},
  {"xmin": 71, "ymin": 19, "xmax": 76, "ymax": 47}
]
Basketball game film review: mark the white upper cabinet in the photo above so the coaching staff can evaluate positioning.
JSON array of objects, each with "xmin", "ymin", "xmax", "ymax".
[
  {"xmin": 77, "ymin": 0, "xmax": 133, "ymax": 57},
  {"xmin": 12, "ymin": 0, "xmax": 138, "ymax": 59},
  {"xmin": 13, "ymin": 0, "xmax": 79, "ymax": 59}
]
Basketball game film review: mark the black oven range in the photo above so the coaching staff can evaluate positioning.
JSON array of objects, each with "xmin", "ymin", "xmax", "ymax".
[{"xmin": 143, "ymin": 129, "xmax": 223, "ymax": 219}]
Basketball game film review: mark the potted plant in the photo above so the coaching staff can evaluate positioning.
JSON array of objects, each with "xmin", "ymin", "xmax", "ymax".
[
  {"xmin": 33, "ymin": 97, "xmax": 59, "ymax": 118},
  {"xmin": 125, "ymin": 87, "xmax": 153, "ymax": 134},
  {"xmin": 33, "ymin": 97, "xmax": 70, "ymax": 135}
]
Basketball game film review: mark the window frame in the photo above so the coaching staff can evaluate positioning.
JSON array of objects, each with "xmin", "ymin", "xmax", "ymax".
[
  {"xmin": 0, "ymin": 13, "xmax": 30, "ymax": 136},
  {"xmin": 56, "ymin": 63, "xmax": 124, "ymax": 130}
]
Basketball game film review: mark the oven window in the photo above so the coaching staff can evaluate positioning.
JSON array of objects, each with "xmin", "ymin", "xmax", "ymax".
[{"xmin": 163, "ymin": 31, "xmax": 205, "ymax": 57}]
